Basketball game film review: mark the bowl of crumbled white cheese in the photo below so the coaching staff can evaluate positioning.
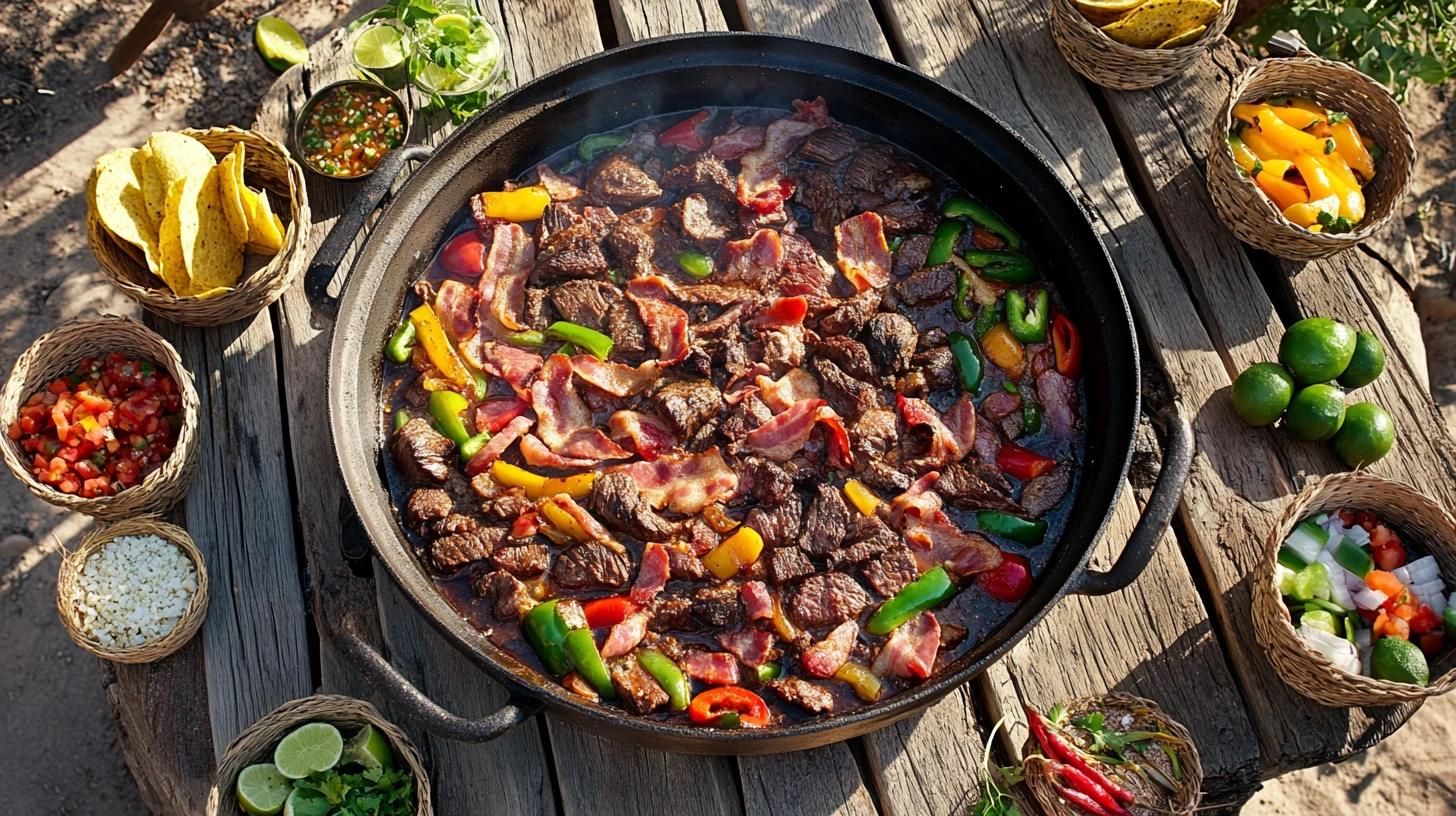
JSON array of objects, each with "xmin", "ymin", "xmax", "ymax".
[{"xmin": 57, "ymin": 517, "xmax": 209, "ymax": 663}]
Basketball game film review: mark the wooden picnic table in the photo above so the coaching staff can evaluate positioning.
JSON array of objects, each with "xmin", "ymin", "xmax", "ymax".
[{"xmin": 96, "ymin": 1, "xmax": 1456, "ymax": 814}]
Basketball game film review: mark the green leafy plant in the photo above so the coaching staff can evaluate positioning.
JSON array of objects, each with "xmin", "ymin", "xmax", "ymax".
[
  {"xmin": 969, "ymin": 717, "xmax": 1025, "ymax": 816},
  {"xmin": 287, "ymin": 766, "xmax": 416, "ymax": 816},
  {"xmin": 348, "ymin": 0, "xmax": 445, "ymax": 32},
  {"xmin": 348, "ymin": 0, "xmax": 506, "ymax": 123},
  {"xmin": 1241, "ymin": 0, "xmax": 1456, "ymax": 101}
]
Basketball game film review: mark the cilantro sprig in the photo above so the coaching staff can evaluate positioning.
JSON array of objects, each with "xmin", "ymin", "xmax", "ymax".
[{"xmin": 287, "ymin": 765, "xmax": 416, "ymax": 816}]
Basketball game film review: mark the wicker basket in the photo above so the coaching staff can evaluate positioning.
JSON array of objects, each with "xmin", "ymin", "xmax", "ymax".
[
  {"xmin": 1022, "ymin": 693, "xmax": 1203, "ymax": 816},
  {"xmin": 55, "ymin": 517, "xmax": 208, "ymax": 663},
  {"xmin": 1252, "ymin": 472, "xmax": 1456, "ymax": 706},
  {"xmin": 0, "ymin": 315, "xmax": 199, "ymax": 518},
  {"xmin": 207, "ymin": 695, "xmax": 433, "ymax": 816},
  {"xmin": 89, "ymin": 126, "xmax": 310, "ymax": 327},
  {"xmin": 1049, "ymin": 0, "xmax": 1237, "ymax": 90},
  {"xmin": 1206, "ymin": 55, "xmax": 1415, "ymax": 260}
]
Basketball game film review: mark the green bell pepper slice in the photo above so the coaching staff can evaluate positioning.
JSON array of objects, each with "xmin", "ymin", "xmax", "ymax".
[
  {"xmin": 755, "ymin": 662, "xmax": 783, "ymax": 682},
  {"xmin": 1022, "ymin": 400, "xmax": 1043, "ymax": 436},
  {"xmin": 564, "ymin": 628, "xmax": 617, "ymax": 699},
  {"xmin": 926, "ymin": 219, "xmax": 965, "ymax": 268},
  {"xmin": 1332, "ymin": 539, "xmax": 1374, "ymax": 578},
  {"xmin": 1444, "ymin": 606, "xmax": 1456, "ymax": 637},
  {"xmin": 386, "ymin": 321, "xmax": 417, "ymax": 364},
  {"xmin": 1006, "ymin": 289, "xmax": 1049, "ymax": 343},
  {"xmin": 1290, "ymin": 562, "xmax": 1332, "ymax": 603},
  {"xmin": 977, "ymin": 511, "xmax": 1047, "ymax": 545},
  {"xmin": 546, "ymin": 321, "xmax": 613, "ymax": 361},
  {"xmin": 506, "ymin": 330, "xmax": 548, "ymax": 347},
  {"xmin": 946, "ymin": 331, "xmax": 983, "ymax": 394},
  {"xmin": 522, "ymin": 600, "xmax": 573, "ymax": 677},
  {"xmin": 675, "ymin": 250, "xmax": 715, "ymax": 280},
  {"xmin": 1300, "ymin": 609, "xmax": 1339, "ymax": 636},
  {"xmin": 974, "ymin": 299, "xmax": 1004, "ymax": 340},
  {"xmin": 393, "ymin": 409, "xmax": 410, "ymax": 432},
  {"xmin": 965, "ymin": 250, "xmax": 1036, "ymax": 283},
  {"xmin": 953, "ymin": 268, "xmax": 976, "ymax": 322},
  {"xmin": 460, "ymin": 431, "xmax": 492, "ymax": 463},
  {"xmin": 637, "ymin": 649, "xmax": 691, "ymax": 711},
  {"xmin": 427, "ymin": 390, "xmax": 472, "ymax": 448},
  {"xmin": 867, "ymin": 567, "xmax": 957, "ymax": 635},
  {"xmin": 578, "ymin": 132, "xmax": 629, "ymax": 161},
  {"xmin": 941, "ymin": 195, "xmax": 1022, "ymax": 251}
]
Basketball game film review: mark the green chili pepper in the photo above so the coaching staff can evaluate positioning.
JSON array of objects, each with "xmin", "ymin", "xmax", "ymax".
[
  {"xmin": 974, "ymin": 299, "xmax": 1004, "ymax": 340},
  {"xmin": 926, "ymin": 219, "xmax": 965, "ymax": 268},
  {"xmin": 718, "ymin": 711, "xmax": 742, "ymax": 729},
  {"xmin": 941, "ymin": 195, "xmax": 1022, "ymax": 251},
  {"xmin": 522, "ymin": 600, "xmax": 573, "ymax": 677},
  {"xmin": 675, "ymin": 250, "xmax": 714, "ymax": 280},
  {"xmin": 460, "ymin": 431, "xmax": 491, "ymax": 463},
  {"xmin": 507, "ymin": 330, "xmax": 547, "ymax": 347},
  {"xmin": 554, "ymin": 342, "xmax": 578, "ymax": 358},
  {"xmin": 1022, "ymin": 400, "xmax": 1043, "ymax": 435},
  {"xmin": 564, "ymin": 628, "xmax": 617, "ymax": 699},
  {"xmin": 755, "ymin": 662, "xmax": 783, "ymax": 682},
  {"xmin": 637, "ymin": 650, "xmax": 690, "ymax": 711},
  {"xmin": 427, "ymin": 390, "xmax": 472, "ymax": 448},
  {"xmin": 1003, "ymin": 381, "xmax": 1018, "ymax": 394},
  {"xmin": 386, "ymin": 321, "xmax": 417, "ymax": 364},
  {"xmin": 867, "ymin": 567, "xmax": 957, "ymax": 635},
  {"xmin": 1006, "ymin": 290, "xmax": 1049, "ymax": 343},
  {"xmin": 472, "ymin": 370, "xmax": 489, "ymax": 401},
  {"xmin": 946, "ymin": 331, "xmax": 984, "ymax": 395},
  {"xmin": 91, "ymin": 449, "xmax": 108, "ymax": 468},
  {"xmin": 578, "ymin": 132, "xmax": 629, "ymax": 161},
  {"xmin": 953, "ymin": 268, "xmax": 975, "ymax": 322},
  {"xmin": 546, "ymin": 321, "xmax": 613, "ymax": 361},
  {"xmin": 559, "ymin": 159, "xmax": 582, "ymax": 175},
  {"xmin": 977, "ymin": 511, "xmax": 1047, "ymax": 545},
  {"xmin": 393, "ymin": 409, "xmax": 410, "ymax": 432},
  {"xmin": 964, "ymin": 250, "xmax": 1036, "ymax": 283},
  {"xmin": 887, "ymin": 235, "xmax": 905, "ymax": 253}
]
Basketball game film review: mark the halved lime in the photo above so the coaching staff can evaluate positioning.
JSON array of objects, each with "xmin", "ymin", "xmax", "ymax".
[
  {"xmin": 236, "ymin": 763, "xmax": 292, "ymax": 816},
  {"xmin": 256, "ymin": 17, "xmax": 310, "ymax": 71},
  {"xmin": 342, "ymin": 723, "xmax": 395, "ymax": 770},
  {"xmin": 273, "ymin": 722, "xmax": 343, "ymax": 779},
  {"xmin": 353, "ymin": 24, "xmax": 406, "ymax": 70}
]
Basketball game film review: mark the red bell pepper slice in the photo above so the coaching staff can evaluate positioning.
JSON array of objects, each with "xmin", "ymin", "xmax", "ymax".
[
  {"xmin": 1051, "ymin": 314, "xmax": 1082, "ymax": 380},
  {"xmin": 658, "ymin": 111, "xmax": 711, "ymax": 152},
  {"xmin": 688, "ymin": 686, "xmax": 770, "ymax": 727},
  {"xmin": 583, "ymin": 596, "xmax": 641, "ymax": 629},
  {"xmin": 976, "ymin": 552, "xmax": 1032, "ymax": 603},
  {"xmin": 997, "ymin": 442, "xmax": 1057, "ymax": 481}
]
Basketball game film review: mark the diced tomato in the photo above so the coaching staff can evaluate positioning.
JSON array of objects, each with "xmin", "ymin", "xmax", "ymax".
[
  {"xmin": 1408, "ymin": 605, "xmax": 1441, "ymax": 635},
  {"xmin": 1337, "ymin": 509, "xmax": 1355, "ymax": 527},
  {"xmin": 57, "ymin": 478, "xmax": 79, "ymax": 494},
  {"xmin": 1419, "ymin": 632, "xmax": 1445, "ymax": 656},
  {"xmin": 74, "ymin": 459, "xmax": 100, "ymax": 480},
  {"xmin": 976, "ymin": 552, "xmax": 1032, "ymax": 603},
  {"xmin": 439, "ymin": 231, "xmax": 488, "ymax": 278},
  {"xmin": 1373, "ymin": 610, "xmax": 1411, "ymax": 641},
  {"xmin": 1357, "ymin": 607, "xmax": 1379, "ymax": 624},
  {"xmin": 6, "ymin": 421, "xmax": 19, "ymax": 440},
  {"xmin": 583, "ymin": 596, "xmax": 641, "ymax": 629},
  {"xmin": 658, "ymin": 111, "xmax": 711, "ymax": 152},
  {"xmin": 1365, "ymin": 569, "xmax": 1404, "ymax": 598},
  {"xmin": 1393, "ymin": 603, "xmax": 1418, "ymax": 621},
  {"xmin": 1372, "ymin": 542, "xmax": 1406, "ymax": 571},
  {"xmin": 1355, "ymin": 511, "xmax": 1378, "ymax": 532}
]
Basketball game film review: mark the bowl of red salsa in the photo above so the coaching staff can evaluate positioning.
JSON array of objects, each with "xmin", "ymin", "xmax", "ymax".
[
  {"xmin": 294, "ymin": 80, "xmax": 410, "ymax": 180},
  {"xmin": 1, "ymin": 316, "xmax": 200, "ymax": 519}
]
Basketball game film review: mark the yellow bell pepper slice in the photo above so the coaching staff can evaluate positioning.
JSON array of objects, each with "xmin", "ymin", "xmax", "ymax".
[
  {"xmin": 1254, "ymin": 160, "xmax": 1308, "ymax": 212},
  {"xmin": 843, "ymin": 479, "xmax": 882, "ymax": 517},
  {"xmin": 409, "ymin": 304, "xmax": 474, "ymax": 391},
  {"xmin": 477, "ymin": 187, "xmax": 551, "ymax": 222},
  {"xmin": 489, "ymin": 461, "xmax": 596, "ymax": 500},
  {"xmin": 539, "ymin": 496, "xmax": 592, "ymax": 542},
  {"xmin": 1292, "ymin": 154, "xmax": 1339, "ymax": 200},
  {"xmin": 703, "ymin": 526, "xmax": 764, "ymax": 580},
  {"xmin": 833, "ymin": 662, "xmax": 884, "ymax": 702},
  {"xmin": 1288, "ymin": 97, "xmax": 1328, "ymax": 118},
  {"xmin": 1328, "ymin": 119, "xmax": 1376, "ymax": 181},
  {"xmin": 1248, "ymin": 106, "xmax": 1327, "ymax": 155},
  {"xmin": 771, "ymin": 596, "xmax": 802, "ymax": 643},
  {"xmin": 1228, "ymin": 135, "xmax": 1262, "ymax": 175},
  {"xmin": 1265, "ymin": 105, "xmax": 1325, "ymax": 130},
  {"xmin": 1315, "ymin": 153, "xmax": 1366, "ymax": 223},
  {"xmin": 543, "ymin": 472, "xmax": 597, "ymax": 500},
  {"xmin": 1282, "ymin": 195, "xmax": 1339, "ymax": 229},
  {"xmin": 980, "ymin": 323, "xmax": 1026, "ymax": 379},
  {"xmin": 1240, "ymin": 127, "xmax": 1296, "ymax": 163}
]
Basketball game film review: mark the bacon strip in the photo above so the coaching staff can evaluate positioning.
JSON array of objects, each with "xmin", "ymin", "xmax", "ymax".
[
  {"xmin": 888, "ymin": 472, "xmax": 943, "ymax": 529},
  {"xmin": 464, "ymin": 415, "xmax": 533, "ymax": 476},
  {"xmin": 535, "ymin": 163, "xmax": 581, "ymax": 201},
  {"xmin": 478, "ymin": 223, "xmax": 535, "ymax": 332},
  {"xmin": 630, "ymin": 542, "xmax": 670, "ymax": 604},
  {"xmin": 531, "ymin": 354, "xmax": 592, "ymax": 451},
  {"xmin": 520, "ymin": 434, "xmax": 597, "ymax": 469},
  {"xmin": 570, "ymin": 355, "xmax": 661, "ymax": 397},
  {"xmin": 600, "ymin": 611, "xmax": 649, "ymax": 659},
  {"xmin": 778, "ymin": 232, "xmax": 835, "ymax": 296},
  {"xmin": 612, "ymin": 448, "xmax": 738, "ymax": 515},
  {"xmin": 741, "ymin": 581, "xmax": 773, "ymax": 621},
  {"xmin": 940, "ymin": 395, "xmax": 977, "ymax": 462},
  {"xmin": 434, "ymin": 280, "xmax": 479, "ymax": 342},
  {"xmin": 718, "ymin": 628, "xmax": 776, "ymax": 668},
  {"xmin": 751, "ymin": 296, "xmax": 808, "ymax": 329},
  {"xmin": 1037, "ymin": 369, "xmax": 1078, "ymax": 437},
  {"xmin": 902, "ymin": 515, "xmax": 1002, "ymax": 576},
  {"xmin": 835, "ymin": 212, "xmax": 891, "ymax": 292},
  {"xmin": 719, "ymin": 229, "xmax": 783, "ymax": 289},
  {"xmin": 547, "ymin": 494, "xmax": 624, "ymax": 551},
  {"xmin": 607, "ymin": 410, "xmax": 676, "ymax": 461},
  {"xmin": 475, "ymin": 396, "xmax": 534, "ymax": 434},
  {"xmin": 872, "ymin": 612, "xmax": 940, "ymax": 680},
  {"xmin": 680, "ymin": 650, "xmax": 740, "ymax": 686},
  {"xmin": 819, "ymin": 412, "xmax": 853, "ymax": 469},
  {"xmin": 755, "ymin": 368, "xmax": 820, "ymax": 413},
  {"xmin": 463, "ymin": 341, "xmax": 543, "ymax": 398},
  {"xmin": 625, "ymin": 277, "xmax": 692, "ymax": 365},
  {"xmin": 743, "ymin": 398, "xmax": 846, "ymax": 463},
  {"xmin": 738, "ymin": 97, "xmax": 829, "ymax": 212},
  {"xmin": 802, "ymin": 621, "xmax": 857, "ymax": 678},
  {"xmin": 899, "ymin": 394, "xmax": 959, "ymax": 469},
  {"xmin": 710, "ymin": 125, "xmax": 765, "ymax": 161}
]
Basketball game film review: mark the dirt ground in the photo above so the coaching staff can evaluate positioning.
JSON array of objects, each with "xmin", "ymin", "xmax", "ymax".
[{"xmin": 0, "ymin": 1, "xmax": 1452, "ymax": 813}]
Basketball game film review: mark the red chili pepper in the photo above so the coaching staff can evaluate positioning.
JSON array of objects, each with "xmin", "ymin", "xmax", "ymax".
[
  {"xmin": 997, "ymin": 442, "xmax": 1057, "ymax": 481},
  {"xmin": 1025, "ymin": 707, "xmax": 1135, "ymax": 805},
  {"xmin": 688, "ymin": 686, "xmax": 770, "ymax": 727},
  {"xmin": 976, "ymin": 552, "xmax": 1032, "ymax": 603},
  {"xmin": 658, "ymin": 111, "xmax": 711, "ymax": 152},
  {"xmin": 1052, "ymin": 314, "xmax": 1082, "ymax": 379},
  {"xmin": 583, "ymin": 596, "xmax": 641, "ymax": 629},
  {"xmin": 1052, "ymin": 762, "xmax": 1130, "ymax": 815},
  {"xmin": 1056, "ymin": 786, "xmax": 1116, "ymax": 816}
]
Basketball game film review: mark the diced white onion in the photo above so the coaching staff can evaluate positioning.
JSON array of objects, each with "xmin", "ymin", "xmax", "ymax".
[
  {"xmin": 1428, "ymin": 593, "xmax": 1447, "ymax": 615},
  {"xmin": 1407, "ymin": 556, "xmax": 1441, "ymax": 585},
  {"xmin": 1316, "ymin": 551, "xmax": 1355, "ymax": 610},
  {"xmin": 1352, "ymin": 587, "xmax": 1388, "ymax": 610},
  {"xmin": 1355, "ymin": 628, "xmax": 1372, "ymax": 650},
  {"xmin": 1324, "ymin": 530, "xmax": 1345, "ymax": 553},
  {"xmin": 1344, "ymin": 525, "xmax": 1371, "ymax": 546},
  {"xmin": 1393, "ymin": 566, "xmax": 1412, "ymax": 585},
  {"xmin": 1300, "ymin": 624, "xmax": 1361, "ymax": 674}
]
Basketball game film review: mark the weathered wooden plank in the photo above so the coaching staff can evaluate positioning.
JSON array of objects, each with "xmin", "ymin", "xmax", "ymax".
[
  {"xmin": 739, "ymin": 746, "xmax": 878, "ymax": 816},
  {"xmin": 546, "ymin": 720, "xmax": 745, "ymax": 816},
  {"xmin": 738, "ymin": 0, "xmax": 892, "ymax": 60},
  {"xmin": 611, "ymin": 0, "xmax": 727, "ymax": 42},
  {"xmin": 489, "ymin": 0, "xmax": 604, "ymax": 81},
  {"xmin": 862, "ymin": 686, "xmax": 986, "ymax": 816}
]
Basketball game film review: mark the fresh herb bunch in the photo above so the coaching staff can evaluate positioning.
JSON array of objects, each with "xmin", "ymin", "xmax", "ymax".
[
  {"xmin": 348, "ymin": 0, "xmax": 506, "ymax": 123},
  {"xmin": 349, "ymin": 0, "xmax": 448, "ymax": 32},
  {"xmin": 285, "ymin": 765, "xmax": 416, "ymax": 816},
  {"xmin": 1241, "ymin": 0, "xmax": 1456, "ymax": 101}
]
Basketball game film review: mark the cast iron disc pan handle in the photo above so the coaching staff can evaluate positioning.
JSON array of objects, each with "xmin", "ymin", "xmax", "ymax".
[
  {"xmin": 305, "ymin": 144, "xmax": 435, "ymax": 321},
  {"xmin": 1072, "ymin": 406, "xmax": 1194, "ymax": 596},
  {"xmin": 331, "ymin": 611, "xmax": 543, "ymax": 742}
]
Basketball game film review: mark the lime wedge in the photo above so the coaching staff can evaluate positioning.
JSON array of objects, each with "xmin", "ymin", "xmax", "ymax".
[
  {"xmin": 342, "ymin": 723, "xmax": 395, "ymax": 770},
  {"xmin": 236, "ymin": 763, "xmax": 292, "ymax": 816},
  {"xmin": 273, "ymin": 722, "xmax": 343, "ymax": 779},
  {"xmin": 352, "ymin": 25, "xmax": 406, "ymax": 70},
  {"xmin": 256, "ymin": 17, "xmax": 310, "ymax": 71},
  {"xmin": 432, "ymin": 12, "xmax": 472, "ymax": 31}
]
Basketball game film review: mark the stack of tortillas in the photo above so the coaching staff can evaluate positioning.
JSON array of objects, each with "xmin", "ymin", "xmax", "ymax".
[
  {"xmin": 1075, "ymin": 0, "xmax": 1221, "ymax": 48},
  {"xmin": 88, "ymin": 132, "xmax": 286, "ymax": 299}
]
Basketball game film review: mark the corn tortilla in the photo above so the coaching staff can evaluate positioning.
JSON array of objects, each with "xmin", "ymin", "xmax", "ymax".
[
  {"xmin": 1158, "ymin": 23, "xmax": 1207, "ymax": 48},
  {"xmin": 245, "ymin": 187, "xmax": 285, "ymax": 255},
  {"xmin": 186, "ymin": 164, "xmax": 245, "ymax": 292},
  {"xmin": 1100, "ymin": 0, "xmax": 1220, "ymax": 48},
  {"xmin": 218, "ymin": 145, "xmax": 250, "ymax": 248},
  {"xmin": 93, "ymin": 148, "xmax": 162, "ymax": 273},
  {"xmin": 140, "ymin": 132, "xmax": 216, "ymax": 228}
]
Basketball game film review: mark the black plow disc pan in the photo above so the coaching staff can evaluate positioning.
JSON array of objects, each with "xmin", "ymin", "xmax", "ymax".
[{"xmin": 305, "ymin": 32, "xmax": 1193, "ymax": 755}]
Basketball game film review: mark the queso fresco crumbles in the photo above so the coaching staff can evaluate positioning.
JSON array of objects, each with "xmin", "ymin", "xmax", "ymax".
[{"xmin": 298, "ymin": 83, "xmax": 406, "ymax": 177}]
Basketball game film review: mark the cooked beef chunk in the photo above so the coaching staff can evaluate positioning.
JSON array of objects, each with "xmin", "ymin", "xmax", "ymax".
[
  {"xmin": 590, "ymin": 471, "xmax": 679, "ymax": 542},
  {"xmin": 553, "ymin": 541, "xmax": 632, "ymax": 589},
  {"xmin": 913, "ymin": 346, "xmax": 958, "ymax": 390},
  {"xmin": 608, "ymin": 221, "xmax": 656, "ymax": 280},
  {"xmin": 859, "ymin": 460, "xmax": 912, "ymax": 493},
  {"xmin": 788, "ymin": 572, "xmax": 871, "ymax": 628},
  {"xmin": 479, "ymin": 489, "xmax": 534, "ymax": 522},
  {"xmin": 818, "ymin": 290, "xmax": 881, "ymax": 336},
  {"xmin": 801, "ymin": 484, "xmax": 851, "ymax": 557},
  {"xmin": 813, "ymin": 358, "xmax": 883, "ymax": 420},
  {"xmin": 667, "ymin": 544, "xmax": 706, "ymax": 581},
  {"xmin": 966, "ymin": 459, "xmax": 1015, "ymax": 496},
  {"xmin": 473, "ymin": 570, "xmax": 536, "ymax": 620},
  {"xmin": 679, "ymin": 516, "xmax": 719, "ymax": 556},
  {"xmin": 766, "ymin": 547, "xmax": 816, "ymax": 585},
  {"xmin": 892, "ymin": 234, "xmax": 932, "ymax": 278},
  {"xmin": 430, "ymin": 520, "xmax": 506, "ymax": 572},
  {"xmin": 1020, "ymin": 460, "xmax": 1073, "ymax": 517},
  {"xmin": 533, "ymin": 224, "xmax": 610, "ymax": 284},
  {"xmin": 937, "ymin": 462, "xmax": 1024, "ymax": 513},
  {"xmin": 940, "ymin": 623, "xmax": 969, "ymax": 650},
  {"xmin": 491, "ymin": 544, "xmax": 549, "ymax": 579},
  {"xmin": 607, "ymin": 300, "xmax": 650, "ymax": 359},
  {"xmin": 815, "ymin": 335, "xmax": 877, "ymax": 381},
  {"xmin": 842, "ymin": 144, "xmax": 895, "ymax": 192},
  {"xmin": 393, "ymin": 419, "xmax": 454, "ymax": 485},
  {"xmin": 610, "ymin": 657, "xmax": 670, "ymax": 715},
  {"xmin": 826, "ymin": 537, "xmax": 887, "ymax": 572},
  {"xmin": 798, "ymin": 127, "xmax": 859, "ymax": 165},
  {"xmin": 862, "ymin": 313, "xmax": 919, "ymax": 375},
  {"xmin": 648, "ymin": 594, "xmax": 697, "ymax": 632},
  {"xmin": 862, "ymin": 546, "xmax": 919, "ymax": 597},
  {"xmin": 1000, "ymin": 410, "xmax": 1024, "ymax": 441},
  {"xmin": 875, "ymin": 199, "xmax": 939, "ymax": 236},
  {"xmin": 897, "ymin": 264, "xmax": 955, "ymax": 306},
  {"xmin": 405, "ymin": 489, "xmax": 453, "ymax": 533},
  {"xmin": 682, "ymin": 416, "xmax": 722, "ymax": 452},
  {"xmin": 721, "ymin": 394, "xmax": 775, "ymax": 442},
  {"xmin": 981, "ymin": 390, "xmax": 1020, "ymax": 421},
  {"xmin": 769, "ymin": 676, "xmax": 835, "ymax": 713},
  {"xmin": 746, "ymin": 458, "xmax": 796, "ymax": 507},
  {"xmin": 661, "ymin": 154, "xmax": 735, "ymax": 200},
  {"xmin": 649, "ymin": 379, "xmax": 724, "ymax": 439},
  {"xmin": 540, "ymin": 202, "xmax": 580, "ymax": 236},
  {"xmin": 587, "ymin": 154, "xmax": 662, "ymax": 207},
  {"xmin": 673, "ymin": 193, "xmax": 733, "ymax": 246},
  {"xmin": 562, "ymin": 671, "xmax": 600, "ymax": 702},
  {"xmin": 692, "ymin": 585, "xmax": 744, "ymax": 627},
  {"xmin": 745, "ymin": 498, "xmax": 803, "ymax": 550},
  {"xmin": 549, "ymin": 280, "xmax": 621, "ymax": 331},
  {"xmin": 848, "ymin": 512, "xmax": 897, "ymax": 546},
  {"xmin": 850, "ymin": 407, "xmax": 899, "ymax": 459},
  {"xmin": 798, "ymin": 169, "xmax": 853, "ymax": 235}
]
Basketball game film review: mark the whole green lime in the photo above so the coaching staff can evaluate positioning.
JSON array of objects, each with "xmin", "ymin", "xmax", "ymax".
[
  {"xmin": 1331, "ymin": 402, "xmax": 1396, "ymax": 468},
  {"xmin": 1369, "ymin": 634, "xmax": 1428, "ymax": 686},
  {"xmin": 1284, "ymin": 384, "xmax": 1346, "ymax": 442},
  {"xmin": 1279, "ymin": 317, "xmax": 1357, "ymax": 385},
  {"xmin": 1232, "ymin": 363, "xmax": 1295, "ymax": 426},
  {"xmin": 1337, "ymin": 331, "xmax": 1386, "ymax": 389}
]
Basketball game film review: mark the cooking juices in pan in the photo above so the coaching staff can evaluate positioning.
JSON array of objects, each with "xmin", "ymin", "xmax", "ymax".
[{"xmin": 379, "ymin": 100, "xmax": 1085, "ymax": 727}]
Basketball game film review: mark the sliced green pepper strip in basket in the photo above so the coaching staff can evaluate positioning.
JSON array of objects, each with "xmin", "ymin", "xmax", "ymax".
[
  {"xmin": 867, "ymin": 567, "xmax": 957, "ymax": 635},
  {"xmin": 941, "ymin": 195, "xmax": 1023, "ymax": 251},
  {"xmin": 926, "ymin": 218, "xmax": 965, "ymax": 268},
  {"xmin": 564, "ymin": 628, "xmax": 617, "ymax": 699},
  {"xmin": 637, "ymin": 649, "xmax": 690, "ymax": 711},
  {"xmin": 965, "ymin": 249, "xmax": 1036, "ymax": 283},
  {"xmin": 1006, "ymin": 289, "xmax": 1049, "ymax": 343},
  {"xmin": 546, "ymin": 321, "xmax": 613, "ymax": 361}
]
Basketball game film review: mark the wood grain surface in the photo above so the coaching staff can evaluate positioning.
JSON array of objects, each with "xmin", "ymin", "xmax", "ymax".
[
  {"xmin": 740, "ymin": 0, "xmax": 892, "ymax": 59},
  {"xmin": 612, "ymin": 0, "xmax": 727, "ymax": 42}
]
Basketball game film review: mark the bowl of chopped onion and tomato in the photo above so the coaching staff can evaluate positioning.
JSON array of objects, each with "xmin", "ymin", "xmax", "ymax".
[
  {"xmin": 1253, "ymin": 472, "xmax": 1456, "ymax": 707},
  {"xmin": 293, "ymin": 79, "xmax": 410, "ymax": 181},
  {"xmin": 1, "ymin": 316, "xmax": 199, "ymax": 519}
]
